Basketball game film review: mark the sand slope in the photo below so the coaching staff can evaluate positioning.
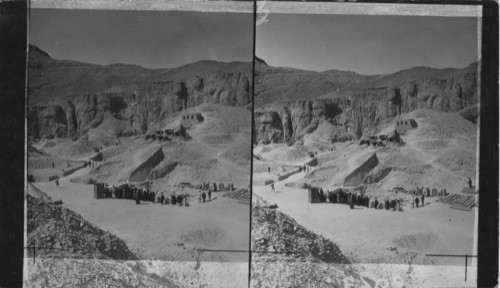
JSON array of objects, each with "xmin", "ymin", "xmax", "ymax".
[{"xmin": 252, "ymin": 109, "xmax": 478, "ymax": 265}]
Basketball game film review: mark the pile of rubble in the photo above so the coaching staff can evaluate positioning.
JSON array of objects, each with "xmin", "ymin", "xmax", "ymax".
[
  {"xmin": 27, "ymin": 195, "xmax": 136, "ymax": 260},
  {"xmin": 26, "ymin": 259, "xmax": 182, "ymax": 288},
  {"xmin": 250, "ymin": 203, "xmax": 373, "ymax": 288},
  {"xmin": 251, "ymin": 203, "xmax": 349, "ymax": 264}
]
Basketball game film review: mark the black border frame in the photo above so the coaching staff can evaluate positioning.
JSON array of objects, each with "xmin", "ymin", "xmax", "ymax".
[{"xmin": 0, "ymin": 1, "xmax": 497, "ymax": 287}]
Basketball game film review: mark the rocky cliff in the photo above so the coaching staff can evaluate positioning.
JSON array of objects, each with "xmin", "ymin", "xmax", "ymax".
[
  {"xmin": 254, "ymin": 62, "xmax": 479, "ymax": 143},
  {"xmin": 28, "ymin": 46, "xmax": 252, "ymax": 139}
]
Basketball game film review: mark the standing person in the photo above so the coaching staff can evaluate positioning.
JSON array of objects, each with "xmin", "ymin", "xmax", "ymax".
[
  {"xmin": 55, "ymin": 179, "xmax": 59, "ymax": 188},
  {"xmin": 198, "ymin": 191, "xmax": 202, "ymax": 203},
  {"xmin": 268, "ymin": 166, "xmax": 271, "ymax": 173},
  {"xmin": 299, "ymin": 166, "xmax": 302, "ymax": 173},
  {"xmin": 421, "ymin": 193, "xmax": 425, "ymax": 207},
  {"xmin": 134, "ymin": 189, "xmax": 140, "ymax": 205},
  {"xmin": 468, "ymin": 177, "xmax": 473, "ymax": 188},
  {"xmin": 208, "ymin": 190, "xmax": 212, "ymax": 201},
  {"xmin": 52, "ymin": 161, "xmax": 55, "ymax": 168},
  {"xmin": 426, "ymin": 187, "xmax": 430, "ymax": 197},
  {"xmin": 415, "ymin": 196, "xmax": 420, "ymax": 208},
  {"xmin": 271, "ymin": 183, "xmax": 275, "ymax": 192},
  {"xmin": 171, "ymin": 193, "xmax": 176, "ymax": 205},
  {"xmin": 390, "ymin": 199, "xmax": 397, "ymax": 211},
  {"xmin": 349, "ymin": 195, "xmax": 354, "ymax": 209},
  {"xmin": 160, "ymin": 193, "xmax": 165, "ymax": 205},
  {"xmin": 202, "ymin": 191, "xmax": 206, "ymax": 203},
  {"xmin": 374, "ymin": 197, "xmax": 379, "ymax": 210}
]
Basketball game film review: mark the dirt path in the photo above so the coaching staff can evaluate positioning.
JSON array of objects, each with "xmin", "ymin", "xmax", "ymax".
[
  {"xmin": 253, "ymin": 179, "xmax": 475, "ymax": 266},
  {"xmin": 33, "ymin": 180, "xmax": 250, "ymax": 262}
]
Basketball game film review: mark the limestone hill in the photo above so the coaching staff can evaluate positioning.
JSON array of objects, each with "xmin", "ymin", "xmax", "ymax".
[
  {"xmin": 39, "ymin": 103, "xmax": 251, "ymax": 190},
  {"xmin": 254, "ymin": 61, "xmax": 479, "ymax": 143},
  {"xmin": 28, "ymin": 45, "xmax": 252, "ymax": 141}
]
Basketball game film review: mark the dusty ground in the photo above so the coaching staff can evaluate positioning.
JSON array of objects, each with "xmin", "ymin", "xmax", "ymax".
[
  {"xmin": 253, "ymin": 181, "xmax": 475, "ymax": 265},
  {"xmin": 28, "ymin": 102, "xmax": 251, "ymax": 266},
  {"xmin": 32, "ymin": 169, "xmax": 250, "ymax": 262},
  {"xmin": 35, "ymin": 104, "xmax": 251, "ymax": 190},
  {"xmin": 252, "ymin": 110, "xmax": 477, "ymax": 266}
]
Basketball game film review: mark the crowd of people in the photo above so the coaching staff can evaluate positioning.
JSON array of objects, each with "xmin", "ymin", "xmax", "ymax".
[
  {"xmin": 99, "ymin": 181, "xmax": 230, "ymax": 206},
  {"xmin": 100, "ymin": 184, "xmax": 191, "ymax": 206},
  {"xmin": 200, "ymin": 181, "xmax": 230, "ymax": 192},
  {"xmin": 267, "ymin": 164, "xmax": 313, "ymax": 175},
  {"xmin": 314, "ymin": 187, "xmax": 406, "ymax": 211}
]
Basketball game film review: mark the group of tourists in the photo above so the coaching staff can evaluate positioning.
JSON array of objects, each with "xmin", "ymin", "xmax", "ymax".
[
  {"xmin": 371, "ymin": 197, "xmax": 404, "ymax": 211},
  {"xmin": 200, "ymin": 181, "xmax": 228, "ymax": 192},
  {"xmin": 315, "ymin": 187, "xmax": 405, "ymax": 211},
  {"xmin": 412, "ymin": 186, "xmax": 434, "ymax": 197},
  {"xmin": 100, "ymin": 181, "xmax": 228, "ymax": 206},
  {"xmin": 100, "ymin": 184, "xmax": 191, "ymax": 206},
  {"xmin": 104, "ymin": 184, "xmax": 155, "ymax": 203},
  {"xmin": 198, "ymin": 190, "xmax": 212, "ymax": 203},
  {"xmin": 157, "ymin": 192, "xmax": 190, "ymax": 206},
  {"xmin": 317, "ymin": 188, "xmax": 373, "ymax": 209},
  {"xmin": 267, "ymin": 164, "xmax": 313, "ymax": 175},
  {"xmin": 411, "ymin": 194, "xmax": 426, "ymax": 208},
  {"xmin": 298, "ymin": 165, "xmax": 312, "ymax": 173}
]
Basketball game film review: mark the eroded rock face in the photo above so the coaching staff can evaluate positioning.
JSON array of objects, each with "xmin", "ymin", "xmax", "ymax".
[
  {"xmin": 254, "ymin": 111, "xmax": 283, "ymax": 143},
  {"xmin": 28, "ymin": 105, "xmax": 68, "ymax": 138},
  {"xmin": 29, "ymin": 72, "xmax": 252, "ymax": 139},
  {"xmin": 254, "ymin": 70, "xmax": 478, "ymax": 143}
]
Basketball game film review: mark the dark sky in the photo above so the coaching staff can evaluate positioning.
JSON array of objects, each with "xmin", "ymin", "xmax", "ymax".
[
  {"xmin": 30, "ymin": 9, "xmax": 254, "ymax": 69},
  {"xmin": 256, "ymin": 14, "xmax": 480, "ymax": 75}
]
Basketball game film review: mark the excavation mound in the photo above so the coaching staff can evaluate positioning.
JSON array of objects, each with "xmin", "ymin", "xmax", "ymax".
[
  {"xmin": 27, "ymin": 195, "xmax": 136, "ymax": 260},
  {"xmin": 28, "ymin": 182, "xmax": 52, "ymax": 202},
  {"xmin": 129, "ymin": 147, "xmax": 165, "ymax": 182},
  {"xmin": 251, "ymin": 204, "xmax": 349, "ymax": 264},
  {"xmin": 343, "ymin": 153, "xmax": 379, "ymax": 187}
]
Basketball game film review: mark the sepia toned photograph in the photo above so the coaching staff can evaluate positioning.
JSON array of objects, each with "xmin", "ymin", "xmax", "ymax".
[
  {"xmin": 25, "ymin": 6, "xmax": 253, "ymax": 287},
  {"xmin": 251, "ymin": 6, "xmax": 481, "ymax": 288}
]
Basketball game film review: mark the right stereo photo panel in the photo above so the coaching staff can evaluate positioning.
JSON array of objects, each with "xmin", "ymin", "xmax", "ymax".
[{"xmin": 251, "ymin": 4, "xmax": 481, "ymax": 288}]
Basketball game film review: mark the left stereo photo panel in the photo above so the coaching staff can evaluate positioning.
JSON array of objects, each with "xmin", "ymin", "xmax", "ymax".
[{"xmin": 26, "ymin": 7, "xmax": 253, "ymax": 287}]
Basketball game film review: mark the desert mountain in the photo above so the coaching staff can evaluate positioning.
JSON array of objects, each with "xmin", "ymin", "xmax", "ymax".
[
  {"xmin": 28, "ymin": 45, "xmax": 253, "ymax": 139},
  {"xmin": 254, "ymin": 60, "xmax": 479, "ymax": 143}
]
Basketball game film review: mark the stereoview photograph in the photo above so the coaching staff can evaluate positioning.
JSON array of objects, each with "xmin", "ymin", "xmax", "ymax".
[
  {"xmin": 251, "ymin": 12, "xmax": 480, "ymax": 287},
  {"xmin": 26, "ymin": 7, "xmax": 253, "ymax": 287}
]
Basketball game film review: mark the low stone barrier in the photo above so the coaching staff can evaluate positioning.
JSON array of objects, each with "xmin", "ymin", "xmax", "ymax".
[
  {"xmin": 62, "ymin": 163, "xmax": 86, "ymax": 177},
  {"xmin": 277, "ymin": 169, "xmax": 300, "ymax": 182}
]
